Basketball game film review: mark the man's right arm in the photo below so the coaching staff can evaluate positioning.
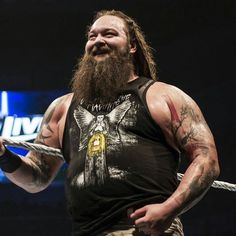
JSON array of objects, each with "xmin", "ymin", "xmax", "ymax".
[{"xmin": 0, "ymin": 96, "xmax": 68, "ymax": 193}]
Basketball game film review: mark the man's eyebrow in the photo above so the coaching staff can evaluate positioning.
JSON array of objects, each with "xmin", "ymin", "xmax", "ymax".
[
  {"xmin": 89, "ymin": 27, "xmax": 117, "ymax": 33},
  {"xmin": 87, "ymin": 27, "xmax": 126, "ymax": 38}
]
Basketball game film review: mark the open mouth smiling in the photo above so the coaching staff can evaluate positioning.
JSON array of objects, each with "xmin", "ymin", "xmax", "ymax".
[
  {"xmin": 92, "ymin": 47, "xmax": 111, "ymax": 56},
  {"xmin": 93, "ymin": 50, "xmax": 109, "ymax": 56}
]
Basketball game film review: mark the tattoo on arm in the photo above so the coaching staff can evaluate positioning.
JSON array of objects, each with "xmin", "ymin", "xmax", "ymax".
[
  {"xmin": 165, "ymin": 96, "xmax": 206, "ymax": 153},
  {"xmin": 35, "ymin": 100, "xmax": 59, "ymax": 145},
  {"xmin": 30, "ymin": 153, "xmax": 51, "ymax": 187},
  {"xmin": 179, "ymin": 159, "xmax": 216, "ymax": 213},
  {"xmin": 27, "ymin": 98, "xmax": 62, "ymax": 187},
  {"xmin": 37, "ymin": 124, "xmax": 54, "ymax": 144},
  {"xmin": 164, "ymin": 94, "xmax": 219, "ymax": 213}
]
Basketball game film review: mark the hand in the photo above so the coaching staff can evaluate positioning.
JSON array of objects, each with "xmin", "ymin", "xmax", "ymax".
[
  {"xmin": 130, "ymin": 203, "xmax": 175, "ymax": 236},
  {"xmin": 0, "ymin": 137, "xmax": 6, "ymax": 156}
]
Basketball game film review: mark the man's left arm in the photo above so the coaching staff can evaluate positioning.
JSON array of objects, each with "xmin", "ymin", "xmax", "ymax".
[
  {"xmin": 130, "ymin": 84, "xmax": 220, "ymax": 234},
  {"xmin": 162, "ymin": 88, "xmax": 220, "ymax": 214}
]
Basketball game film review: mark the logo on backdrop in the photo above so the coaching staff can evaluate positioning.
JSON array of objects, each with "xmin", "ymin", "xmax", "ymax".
[{"xmin": 0, "ymin": 91, "xmax": 43, "ymax": 141}]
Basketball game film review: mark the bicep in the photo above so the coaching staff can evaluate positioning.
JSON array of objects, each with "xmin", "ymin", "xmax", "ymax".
[{"xmin": 164, "ymin": 89, "xmax": 216, "ymax": 161}]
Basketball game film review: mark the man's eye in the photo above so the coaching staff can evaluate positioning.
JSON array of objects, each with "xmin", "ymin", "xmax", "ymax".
[
  {"xmin": 105, "ymin": 32, "xmax": 116, "ymax": 37},
  {"xmin": 89, "ymin": 35, "xmax": 96, "ymax": 40}
]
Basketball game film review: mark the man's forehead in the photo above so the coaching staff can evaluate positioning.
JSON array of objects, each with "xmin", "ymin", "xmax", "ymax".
[{"xmin": 89, "ymin": 15, "xmax": 126, "ymax": 33}]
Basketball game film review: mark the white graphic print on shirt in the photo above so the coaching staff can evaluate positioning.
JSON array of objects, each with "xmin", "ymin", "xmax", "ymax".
[{"xmin": 72, "ymin": 97, "xmax": 138, "ymax": 188}]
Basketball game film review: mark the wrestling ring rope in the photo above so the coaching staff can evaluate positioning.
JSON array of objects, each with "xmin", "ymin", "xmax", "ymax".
[{"xmin": 2, "ymin": 138, "xmax": 236, "ymax": 192}]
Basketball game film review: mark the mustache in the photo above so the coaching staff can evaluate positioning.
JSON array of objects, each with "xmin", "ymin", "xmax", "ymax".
[{"xmin": 91, "ymin": 45, "xmax": 112, "ymax": 56}]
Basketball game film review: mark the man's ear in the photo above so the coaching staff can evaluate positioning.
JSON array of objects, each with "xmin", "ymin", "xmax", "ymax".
[{"xmin": 129, "ymin": 40, "xmax": 137, "ymax": 54}]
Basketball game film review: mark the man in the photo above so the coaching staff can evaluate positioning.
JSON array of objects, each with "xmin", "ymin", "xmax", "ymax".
[{"xmin": 0, "ymin": 10, "xmax": 220, "ymax": 236}]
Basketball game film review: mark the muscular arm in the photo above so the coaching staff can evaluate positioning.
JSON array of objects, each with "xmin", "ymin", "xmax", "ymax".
[
  {"xmin": 130, "ymin": 83, "xmax": 220, "ymax": 235},
  {"xmin": 3, "ymin": 96, "xmax": 68, "ymax": 193},
  {"xmin": 163, "ymin": 91, "xmax": 220, "ymax": 214}
]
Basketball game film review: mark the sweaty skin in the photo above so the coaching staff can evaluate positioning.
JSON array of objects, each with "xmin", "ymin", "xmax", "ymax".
[{"xmin": 0, "ymin": 15, "xmax": 219, "ymax": 236}]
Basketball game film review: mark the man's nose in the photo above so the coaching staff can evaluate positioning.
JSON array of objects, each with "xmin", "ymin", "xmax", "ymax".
[{"xmin": 93, "ymin": 34, "xmax": 106, "ymax": 47}]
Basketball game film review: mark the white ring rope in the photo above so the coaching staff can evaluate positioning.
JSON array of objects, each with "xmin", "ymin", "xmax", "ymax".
[
  {"xmin": 2, "ymin": 138, "xmax": 236, "ymax": 192},
  {"xmin": 177, "ymin": 173, "xmax": 236, "ymax": 192},
  {"xmin": 2, "ymin": 138, "xmax": 64, "ymax": 161}
]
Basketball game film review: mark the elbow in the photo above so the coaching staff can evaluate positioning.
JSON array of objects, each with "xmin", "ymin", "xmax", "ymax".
[
  {"xmin": 25, "ymin": 189, "xmax": 42, "ymax": 194},
  {"xmin": 210, "ymin": 156, "xmax": 220, "ymax": 181},
  {"xmin": 214, "ymin": 161, "xmax": 220, "ymax": 179},
  {"xmin": 24, "ymin": 187, "xmax": 44, "ymax": 194},
  {"xmin": 209, "ymin": 148, "xmax": 220, "ymax": 180},
  {"xmin": 23, "ymin": 182, "xmax": 49, "ymax": 194},
  {"xmin": 25, "ymin": 186, "xmax": 47, "ymax": 194}
]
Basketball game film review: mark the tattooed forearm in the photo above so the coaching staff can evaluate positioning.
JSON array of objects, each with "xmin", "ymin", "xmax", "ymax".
[
  {"xmin": 178, "ymin": 158, "xmax": 217, "ymax": 214},
  {"xmin": 29, "ymin": 153, "xmax": 51, "ymax": 187},
  {"xmin": 3, "ymin": 96, "xmax": 66, "ymax": 193}
]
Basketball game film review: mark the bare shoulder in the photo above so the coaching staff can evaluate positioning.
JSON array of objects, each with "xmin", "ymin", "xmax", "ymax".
[
  {"xmin": 147, "ymin": 81, "xmax": 193, "ymax": 103},
  {"xmin": 146, "ymin": 81, "xmax": 200, "ymax": 121},
  {"xmin": 147, "ymin": 82, "xmax": 183, "ymax": 122},
  {"xmin": 35, "ymin": 93, "xmax": 73, "ymax": 148},
  {"xmin": 146, "ymin": 81, "xmax": 213, "ymax": 154},
  {"xmin": 45, "ymin": 93, "xmax": 73, "ymax": 122}
]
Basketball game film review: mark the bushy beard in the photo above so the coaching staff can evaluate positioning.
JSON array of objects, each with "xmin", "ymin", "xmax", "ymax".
[{"xmin": 71, "ymin": 48, "xmax": 134, "ymax": 105}]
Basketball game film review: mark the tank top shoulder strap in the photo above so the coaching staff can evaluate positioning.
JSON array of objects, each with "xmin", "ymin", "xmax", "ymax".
[
  {"xmin": 136, "ymin": 77, "xmax": 155, "ymax": 102},
  {"xmin": 128, "ymin": 76, "xmax": 156, "ymax": 109},
  {"xmin": 126, "ymin": 77, "xmax": 155, "ymax": 96}
]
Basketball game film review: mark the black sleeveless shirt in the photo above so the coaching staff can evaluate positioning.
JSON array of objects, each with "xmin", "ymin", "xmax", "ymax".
[{"xmin": 62, "ymin": 77, "xmax": 180, "ymax": 235}]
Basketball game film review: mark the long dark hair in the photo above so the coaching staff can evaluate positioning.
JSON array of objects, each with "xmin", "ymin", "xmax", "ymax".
[{"xmin": 90, "ymin": 10, "xmax": 157, "ymax": 80}]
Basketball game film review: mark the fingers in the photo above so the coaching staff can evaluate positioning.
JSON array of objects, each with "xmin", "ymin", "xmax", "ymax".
[
  {"xmin": 136, "ymin": 215, "xmax": 150, "ymax": 225},
  {"xmin": 130, "ymin": 206, "xmax": 149, "ymax": 228},
  {"xmin": 130, "ymin": 206, "xmax": 152, "ymax": 234},
  {"xmin": 130, "ymin": 206, "xmax": 147, "ymax": 219},
  {"xmin": 129, "ymin": 205, "xmax": 162, "ymax": 236}
]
